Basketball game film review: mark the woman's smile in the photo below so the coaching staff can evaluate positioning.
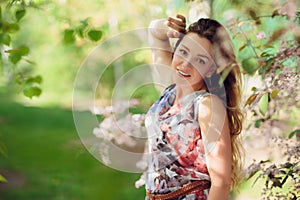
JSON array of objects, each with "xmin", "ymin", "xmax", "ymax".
[{"xmin": 176, "ymin": 68, "xmax": 191, "ymax": 78}]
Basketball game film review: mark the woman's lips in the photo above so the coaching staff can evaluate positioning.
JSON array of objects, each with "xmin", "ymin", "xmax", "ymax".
[{"xmin": 177, "ymin": 69, "xmax": 191, "ymax": 78}]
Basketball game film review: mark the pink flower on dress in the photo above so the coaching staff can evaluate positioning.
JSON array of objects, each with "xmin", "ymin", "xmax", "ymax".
[
  {"xmin": 160, "ymin": 123, "xmax": 171, "ymax": 133},
  {"xmin": 166, "ymin": 134, "xmax": 177, "ymax": 144},
  {"xmin": 176, "ymin": 167, "xmax": 187, "ymax": 176},
  {"xmin": 187, "ymin": 140, "xmax": 196, "ymax": 151},
  {"xmin": 178, "ymin": 152, "xmax": 198, "ymax": 167},
  {"xmin": 196, "ymin": 139, "xmax": 205, "ymax": 153},
  {"xmin": 188, "ymin": 150, "xmax": 198, "ymax": 161},
  {"xmin": 194, "ymin": 127, "xmax": 201, "ymax": 139},
  {"xmin": 194, "ymin": 159, "xmax": 209, "ymax": 174},
  {"xmin": 182, "ymin": 123, "xmax": 195, "ymax": 140},
  {"xmin": 171, "ymin": 104, "xmax": 181, "ymax": 113}
]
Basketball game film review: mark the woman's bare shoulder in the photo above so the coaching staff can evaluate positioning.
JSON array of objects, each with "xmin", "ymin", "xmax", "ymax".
[{"xmin": 198, "ymin": 94, "xmax": 226, "ymax": 119}]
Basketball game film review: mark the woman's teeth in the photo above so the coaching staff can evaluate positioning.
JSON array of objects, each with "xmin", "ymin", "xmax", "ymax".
[{"xmin": 178, "ymin": 70, "xmax": 190, "ymax": 77}]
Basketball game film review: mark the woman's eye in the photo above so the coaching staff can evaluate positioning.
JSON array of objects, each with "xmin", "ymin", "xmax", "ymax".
[
  {"xmin": 197, "ymin": 58, "xmax": 206, "ymax": 65},
  {"xmin": 179, "ymin": 49, "xmax": 187, "ymax": 56}
]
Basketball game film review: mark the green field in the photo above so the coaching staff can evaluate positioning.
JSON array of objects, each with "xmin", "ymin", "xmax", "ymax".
[{"xmin": 0, "ymin": 94, "xmax": 145, "ymax": 200}]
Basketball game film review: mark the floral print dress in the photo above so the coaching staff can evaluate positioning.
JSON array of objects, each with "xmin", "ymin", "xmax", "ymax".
[{"xmin": 145, "ymin": 84, "xmax": 211, "ymax": 200}]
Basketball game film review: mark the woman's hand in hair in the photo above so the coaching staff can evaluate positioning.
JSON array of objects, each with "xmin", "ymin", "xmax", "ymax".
[
  {"xmin": 166, "ymin": 14, "xmax": 186, "ymax": 38},
  {"xmin": 147, "ymin": 14, "xmax": 187, "ymax": 87}
]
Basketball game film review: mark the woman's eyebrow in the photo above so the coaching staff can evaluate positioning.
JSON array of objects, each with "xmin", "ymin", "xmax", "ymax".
[
  {"xmin": 181, "ymin": 44, "xmax": 211, "ymax": 60},
  {"xmin": 181, "ymin": 44, "xmax": 190, "ymax": 51},
  {"xmin": 196, "ymin": 54, "xmax": 210, "ymax": 60}
]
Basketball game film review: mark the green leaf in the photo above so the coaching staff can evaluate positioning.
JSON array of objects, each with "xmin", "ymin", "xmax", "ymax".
[
  {"xmin": 260, "ymin": 52, "xmax": 271, "ymax": 57},
  {"xmin": 251, "ymin": 87, "xmax": 257, "ymax": 91},
  {"xmin": 6, "ymin": 45, "xmax": 29, "ymax": 56},
  {"xmin": 295, "ymin": 33, "xmax": 300, "ymax": 45},
  {"xmin": 248, "ymin": 9, "xmax": 261, "ymax": 24},
  {"xmin": 271, "ymin": 177, "xmax": 282, "ymax": 188},
  {"xmin": 3, "ymin": 22, "xmax": 20, "ymax": 33},
  {"xmin": 270, "ymin": 90, "xmax": 279, "ymax": 99},
  {"xmin": 218, "ymin": 64, "xmax": 234, "ymax": 85},
  {"xmin": 258, "ymin": 93, "xmax": 269, "ymax": 116},
  {"xmin": 247, "ymin": 169, "xmax": 260, "ymax": 180},
  {"xmin": 19, "ymin": 45, "xmax": 30, "ymax": 55},
  {"xmin": 281, "ymin": 173, "xmax": 289, "ymax": 186},
  {"xmin": 272, "ymin": 9, "xmax": 280, "ymax": 17},
  {"xmin": 0, "ymin": 174, "xmax": 7, "ymax": 183},
  {"xmin": 76, "ymin": 18, "xmax": 90, "ymax": 38},
  {"xmin": 239, "ymin": 44, "xmax": 247, "ymax": 52},
  {"xmin": 24, "ymin": 58, "xmax": 36, "ymax": 65},
  {"xmin": 15, "ymin": 8, "xmax": 26, "ymax": 21},
  {"xmin": 26, "ymin": 75, "xmax": 42, "ymax": 84},
  {"xmin": 6, "ymin": 45, "xmax": 30, "ymax": 64},
  {"xmin": 283, "ymin": 162, "xmax": 293, "ymax": 168},
  {"xmin": 288, "ymin": 129, "xmax": 300, "ymax": 139},
  {"xmin": 80, "ymin": 18, "xmax": 90, "ymax": 27},
  {"xmin": 259, "ymin": 159, "xmax": 271, "ymax": 164},
  {"xmin": 265, "ymin": 28, "xmax": 287, "ymax": 47},
  {"xmin": 87, "ymin": 29, "xmax": 102, "ymax": 42},
  {"xmin": 14, "ymin": 74, "xmax": 23, "ymax": 85},
  {"xmin": 63, "ymin": 29, "xmax": 75, "ymax": 44},
  {"xmin": 0, "ymin": 33, "xmax": 11, "ymax": 46},
  {"xmin": 249, "ymin": 9, "xmax": 257, "ymax": 20},
  {"xmin": 76, "ymin": 28, "xmax": 85, "ymax": 39},
  {"xmin": 255, "ymin": 119, "xmax": 262, "ymax": 128},
  {"xmin": 23, "ymin": 86, "xmax": 42, "ymax": 98},
  {"xmin": 9, "ymin": 53, "xmax": 21, "ymax": 64},
  {"xmin": 241, "ymin": 57, "xmax": 259, "ymax": 75},
  {"xmin": 258, "ymin": 58, "xmax": 274, "ymax": 78},
  {"xmin": 244, "ymin": 93, "xmax": 258, "ymax": 106}
]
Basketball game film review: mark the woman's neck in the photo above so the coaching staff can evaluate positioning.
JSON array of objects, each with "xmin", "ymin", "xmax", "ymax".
[{"xmin": 174, "ymin": 83, "xmax": 207, "ymax": 105}]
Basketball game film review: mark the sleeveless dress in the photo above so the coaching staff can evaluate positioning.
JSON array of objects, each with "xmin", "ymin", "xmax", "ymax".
[{"xmin": 145, "ymin": 84, "xmax": 211, "ymax": 200}]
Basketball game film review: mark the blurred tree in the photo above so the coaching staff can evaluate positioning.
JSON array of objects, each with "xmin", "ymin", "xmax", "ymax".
[
  {"xmin": 0, "ymin": 0, "xmax": 298, "ymax": 199},
  {"xmin": 199, "ymin": 0, "xmax": 300, "ymax": 198},
  {"xmin": 0, "ymin": 0, "xmax": 43, "ymax": 99}
]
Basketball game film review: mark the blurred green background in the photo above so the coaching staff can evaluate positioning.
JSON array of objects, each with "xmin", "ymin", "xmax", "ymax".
[
  {"xmin": 0, "ymin": 1, "xmax": 184, "ymax": 199},
  {"xmin": 0, "ymin": 0, "xmax": 299, "ymax": 199}
]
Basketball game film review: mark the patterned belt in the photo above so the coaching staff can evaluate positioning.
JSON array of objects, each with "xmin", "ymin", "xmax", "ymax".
[{"xmin": 146, "ymin": 180, "xmax": 211, "ymax": 200}]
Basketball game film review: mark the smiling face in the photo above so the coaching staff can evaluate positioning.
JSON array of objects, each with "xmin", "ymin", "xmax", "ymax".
[{"xmin": 171, "ymin": 32, "xmax": 216, "ymax": 91}]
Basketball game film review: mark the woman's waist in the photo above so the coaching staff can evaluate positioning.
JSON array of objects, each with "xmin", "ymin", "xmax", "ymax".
[
  {"xmin": 146, "ymin": 165, "xmax": 210, "ymax": 182},
  {"xmin": 146, "ymin": 179, "xmax": 211, "ymax": 199},
  {"xmin": 145, "ymin": 171, "xmax": 210, "ymax": 192}
]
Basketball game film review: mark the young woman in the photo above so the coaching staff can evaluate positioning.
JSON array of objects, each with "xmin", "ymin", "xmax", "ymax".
[{"xmin": 144, "ymin": 14, "xmax": 244, "ymax": 200}]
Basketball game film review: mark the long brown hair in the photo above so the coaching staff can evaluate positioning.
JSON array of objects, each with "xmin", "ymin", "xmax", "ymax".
[{"xmin": 175, "ymin": 18, "xmax": 244, "ymax": 189}]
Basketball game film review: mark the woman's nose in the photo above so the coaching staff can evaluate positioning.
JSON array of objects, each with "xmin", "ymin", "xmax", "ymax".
[{"xmin": 181, "ymin": 57, "xmax": 192, "ymax": 68}]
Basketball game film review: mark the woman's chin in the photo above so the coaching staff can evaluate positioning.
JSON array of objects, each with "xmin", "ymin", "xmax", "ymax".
[{"xmin": 174, "ymin": 80, "xmax": 194, "ymax": 89}]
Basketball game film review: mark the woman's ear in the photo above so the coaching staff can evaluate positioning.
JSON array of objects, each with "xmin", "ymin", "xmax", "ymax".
[{"xmin": 205, "ymin": 65, "xmax": 217, "ymax": 78}]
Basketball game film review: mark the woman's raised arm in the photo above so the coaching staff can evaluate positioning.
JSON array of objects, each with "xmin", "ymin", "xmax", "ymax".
[{"xmin": 148, "ymin": 14, "xmax": 186, "ymax": 67}]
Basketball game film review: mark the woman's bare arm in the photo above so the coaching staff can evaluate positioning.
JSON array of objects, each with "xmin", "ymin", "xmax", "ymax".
[
  {"xmin": 198, "ymin": 95, "xmax": 232, "ymax": 200},
  {"xmin": 148, "ymin": 19, "xmax": 173, "ymax": 67},
  {"xmin": 148, "ymin": 14, "xmax": 186, "ymax": 68}
]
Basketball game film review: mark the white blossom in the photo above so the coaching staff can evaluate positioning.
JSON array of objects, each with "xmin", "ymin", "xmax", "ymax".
[
  {"xmin": 256, "ymin": 31, "xmax": 266, "ymax": 39},
  {"xmin": 135, "ymin": 173, "xmax": 146, "ymax": 188}
]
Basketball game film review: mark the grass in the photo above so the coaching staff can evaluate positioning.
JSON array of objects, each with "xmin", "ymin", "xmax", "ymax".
[
  {"xmin": 2, "ymin": 89, "xmax": 295, "ymax": 200},
  {"xmin": 0, "ymin": 94, "xmax": 145, "ymax": 200}
]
